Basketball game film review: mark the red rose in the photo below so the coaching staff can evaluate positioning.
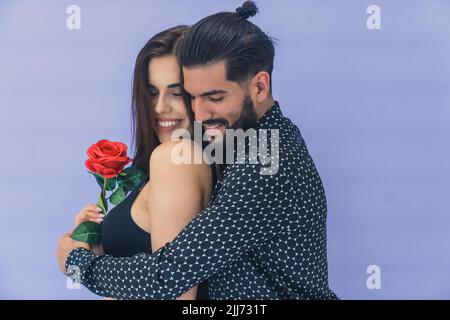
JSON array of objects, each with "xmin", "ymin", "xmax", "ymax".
[{"xmin": 85, "ymin": 139, "xmax": 131, "ymax": 178}]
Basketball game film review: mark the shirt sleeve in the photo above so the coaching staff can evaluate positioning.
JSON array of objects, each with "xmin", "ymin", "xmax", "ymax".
[{"xmin": 65, "ymin": 160, "xmax": 299, "ymax": 299}]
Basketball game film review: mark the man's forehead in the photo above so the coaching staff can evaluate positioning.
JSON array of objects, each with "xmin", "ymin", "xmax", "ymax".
[{"xmin": 182, "ymin": 61, "xmax": 229, "ymax": 94}]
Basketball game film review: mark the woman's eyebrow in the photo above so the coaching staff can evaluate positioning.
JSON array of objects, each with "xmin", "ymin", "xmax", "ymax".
[{"xmin": 167, "ymin": 83, "xmax": 181, "ymax": 88}]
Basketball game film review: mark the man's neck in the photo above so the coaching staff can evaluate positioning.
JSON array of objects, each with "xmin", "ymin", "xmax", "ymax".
[{"xmin": 255, "ymin": 97, "xmax": 276, "ymax": 120}]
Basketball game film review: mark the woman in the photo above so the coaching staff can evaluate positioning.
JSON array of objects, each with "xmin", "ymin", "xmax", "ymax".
[{"xmin": 73, "ymin": 25, "xmax": 218, "ymax": 300}]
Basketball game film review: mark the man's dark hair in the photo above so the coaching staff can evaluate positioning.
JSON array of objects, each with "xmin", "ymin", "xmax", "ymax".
[{"xmin": 179, "ymin": 1, "xmax": 275, "ymax": 89}]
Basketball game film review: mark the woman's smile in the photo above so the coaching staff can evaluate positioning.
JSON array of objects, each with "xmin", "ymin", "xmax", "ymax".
[{"xmin": 156, "ymin": 118, "xmax": 184, "ymax": 131}]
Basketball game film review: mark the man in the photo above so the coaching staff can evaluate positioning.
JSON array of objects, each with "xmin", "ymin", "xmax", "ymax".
[{"xmin": 57, "ymin": 1, "xmax": 338, "ymax": 299}]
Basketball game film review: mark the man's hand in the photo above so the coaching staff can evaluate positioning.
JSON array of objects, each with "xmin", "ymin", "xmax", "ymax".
[{"xmin": 56, "ymin": 232, "xmax": 91, "ymax": 274}]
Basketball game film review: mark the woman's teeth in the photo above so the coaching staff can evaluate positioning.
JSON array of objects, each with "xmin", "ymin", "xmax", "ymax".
[{"xmin": 158, "ymin": 120, "xmax": 181, "ymax": 128}]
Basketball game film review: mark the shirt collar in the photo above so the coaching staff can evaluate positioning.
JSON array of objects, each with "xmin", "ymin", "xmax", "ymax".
[{"xmin": 254, "ymin": 100, "xmax": 283, "ymax": 129}]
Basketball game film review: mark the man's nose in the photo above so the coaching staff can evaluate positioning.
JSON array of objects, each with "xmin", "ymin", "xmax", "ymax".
[{"xmin": 192, "ymin": 99, "xmax": 213, "ymax": 122}]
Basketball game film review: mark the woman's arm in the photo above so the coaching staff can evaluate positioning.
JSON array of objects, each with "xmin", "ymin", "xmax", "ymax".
[{"xmin": 146, "ymin": 139, "xmax": 213, "ymax": 300}]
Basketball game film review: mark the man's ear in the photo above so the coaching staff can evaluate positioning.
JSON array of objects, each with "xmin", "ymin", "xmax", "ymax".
[{"xmin": 251, "ymin": 71, "xmax": 271, "ymax": 103}]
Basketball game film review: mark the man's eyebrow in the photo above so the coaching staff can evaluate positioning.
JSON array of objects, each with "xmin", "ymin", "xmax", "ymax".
[{"xmin": 199, "ymin": 89, "xmax": 228, "ymax": 97}]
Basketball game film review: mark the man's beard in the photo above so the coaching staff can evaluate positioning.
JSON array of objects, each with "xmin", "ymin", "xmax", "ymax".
[
  {"xmin": 202, "ymin": 93, "xmax": 258, "ymax": 130},
  {"xmin": 203, "ymin": 94, "xmax": 258, "ymax": 165},
  {"xmin": 229, "ymin": 94, "xmax": 258, "ymax": 131}
]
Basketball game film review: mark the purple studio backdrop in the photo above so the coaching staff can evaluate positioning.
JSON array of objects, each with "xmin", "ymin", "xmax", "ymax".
[{"xmin": 0, "ymin": 0, "xmax": 449, "ymax": 299}]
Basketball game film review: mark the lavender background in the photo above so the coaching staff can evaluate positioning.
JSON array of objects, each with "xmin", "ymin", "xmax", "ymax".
[{"xmin": 0, "ymin": 0, "xmax": 449, "ymax": 299}]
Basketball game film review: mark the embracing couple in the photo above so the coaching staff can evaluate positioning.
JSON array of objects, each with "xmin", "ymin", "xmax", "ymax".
[{"xmin": 57, "ymin": 1, "xmax": 338, "ymax": 300}]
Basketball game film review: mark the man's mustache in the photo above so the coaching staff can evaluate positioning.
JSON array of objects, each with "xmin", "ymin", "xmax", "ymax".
[{"xmin": 200, "ymin": 118, "xmax": 229, "ymax": 127}]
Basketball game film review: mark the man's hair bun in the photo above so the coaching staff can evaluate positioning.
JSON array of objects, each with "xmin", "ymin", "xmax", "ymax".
[{"xmin": 235, "ymin": 1, "xmax": 259, "ymax": 19}]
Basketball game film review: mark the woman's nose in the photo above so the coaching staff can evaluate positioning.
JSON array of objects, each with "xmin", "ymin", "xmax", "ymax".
[{"xmin": 154, "ymin": 94, "xmax": 171, "ymax": 114}]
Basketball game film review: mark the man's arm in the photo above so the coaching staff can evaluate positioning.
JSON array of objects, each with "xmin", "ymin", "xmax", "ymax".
[{"xmin": 66, "ymin": 158, "xmax": 299, "ymax": 299}]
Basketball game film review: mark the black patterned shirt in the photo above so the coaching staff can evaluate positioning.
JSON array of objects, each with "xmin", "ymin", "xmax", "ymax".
[{"xmin": 65, "ymin": 101, "xmax": 338, "ymax": 300}]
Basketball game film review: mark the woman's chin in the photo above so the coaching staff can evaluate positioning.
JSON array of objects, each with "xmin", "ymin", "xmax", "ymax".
[
  {"xmin": 157, "ymin": 134, "xmax": 170, "ymax": 144},
  {"xmin": 157, "ymin": 128, "xmax": 191, "ymax": 143}
]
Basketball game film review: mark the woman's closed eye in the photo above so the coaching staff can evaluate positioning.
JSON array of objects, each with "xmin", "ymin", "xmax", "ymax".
[{"xmin": 148, "ymin": 91, "xmax": 181, "ymax": 99}]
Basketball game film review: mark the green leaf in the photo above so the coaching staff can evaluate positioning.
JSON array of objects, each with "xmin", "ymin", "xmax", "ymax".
[
  {"xmin": 122, "ymin": 166, "xmax": 141, "ymax": 175},
  {"xmin": 109, "ymin": 186, "xmax": 126, "ymax": 205},
  {"xmin": 90, "ymin": 172, "xmax": 117, "ymax": 191},
  {"xmin": 71, "ymin": 221, "xmax": 101, "ymax": 245},
  {"xmin": 118, "ymin": 167, "xmax": 147, "ymax": 192}
]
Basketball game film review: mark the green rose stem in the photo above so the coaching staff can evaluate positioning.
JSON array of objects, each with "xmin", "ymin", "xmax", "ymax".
[
  {"xmin": 71, "ymin": 168, "xmax": 146, "ymax": 245},
  {"xmin": 71, "ymin": 174, "xmax": 108, "ymax": 245},
  {"xmin": 97, "ymin": 177, "xmax": 108, "ymax": 214}
]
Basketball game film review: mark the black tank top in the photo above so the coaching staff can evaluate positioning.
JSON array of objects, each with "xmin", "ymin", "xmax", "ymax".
[{"xmin": 101, "ymin": 164, "xmax": 217, "ymax": 300}]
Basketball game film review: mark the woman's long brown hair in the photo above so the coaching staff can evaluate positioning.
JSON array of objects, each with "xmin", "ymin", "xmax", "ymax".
[{"xmin": 130, "ymin": 25, "xmax": 191, "ymax": 175}]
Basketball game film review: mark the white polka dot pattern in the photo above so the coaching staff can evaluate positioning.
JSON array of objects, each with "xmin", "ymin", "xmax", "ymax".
[{"xmin": 65, "ymin": 102, "xmax": 338, "ymax": 300}]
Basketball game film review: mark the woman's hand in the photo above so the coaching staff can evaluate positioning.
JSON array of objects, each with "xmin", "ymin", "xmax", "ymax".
[
  {"xmin": 74, "ymin": 204, "xmax": 105, "ymax": 227},
  {"xmin": 74, "ymin": 204, "xmax": 105, "ymax": 255}
]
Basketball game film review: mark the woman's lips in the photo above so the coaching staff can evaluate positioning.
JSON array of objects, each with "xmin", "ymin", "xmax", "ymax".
[{"xmin": 156, "ymin": 118, "xmax": 183, "ymax": 131}]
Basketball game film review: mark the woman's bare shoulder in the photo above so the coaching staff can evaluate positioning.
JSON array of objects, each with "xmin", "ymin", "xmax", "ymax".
[{"xmin": 148, "ymin": 139, "xmax": 213, "ymax": 190}]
